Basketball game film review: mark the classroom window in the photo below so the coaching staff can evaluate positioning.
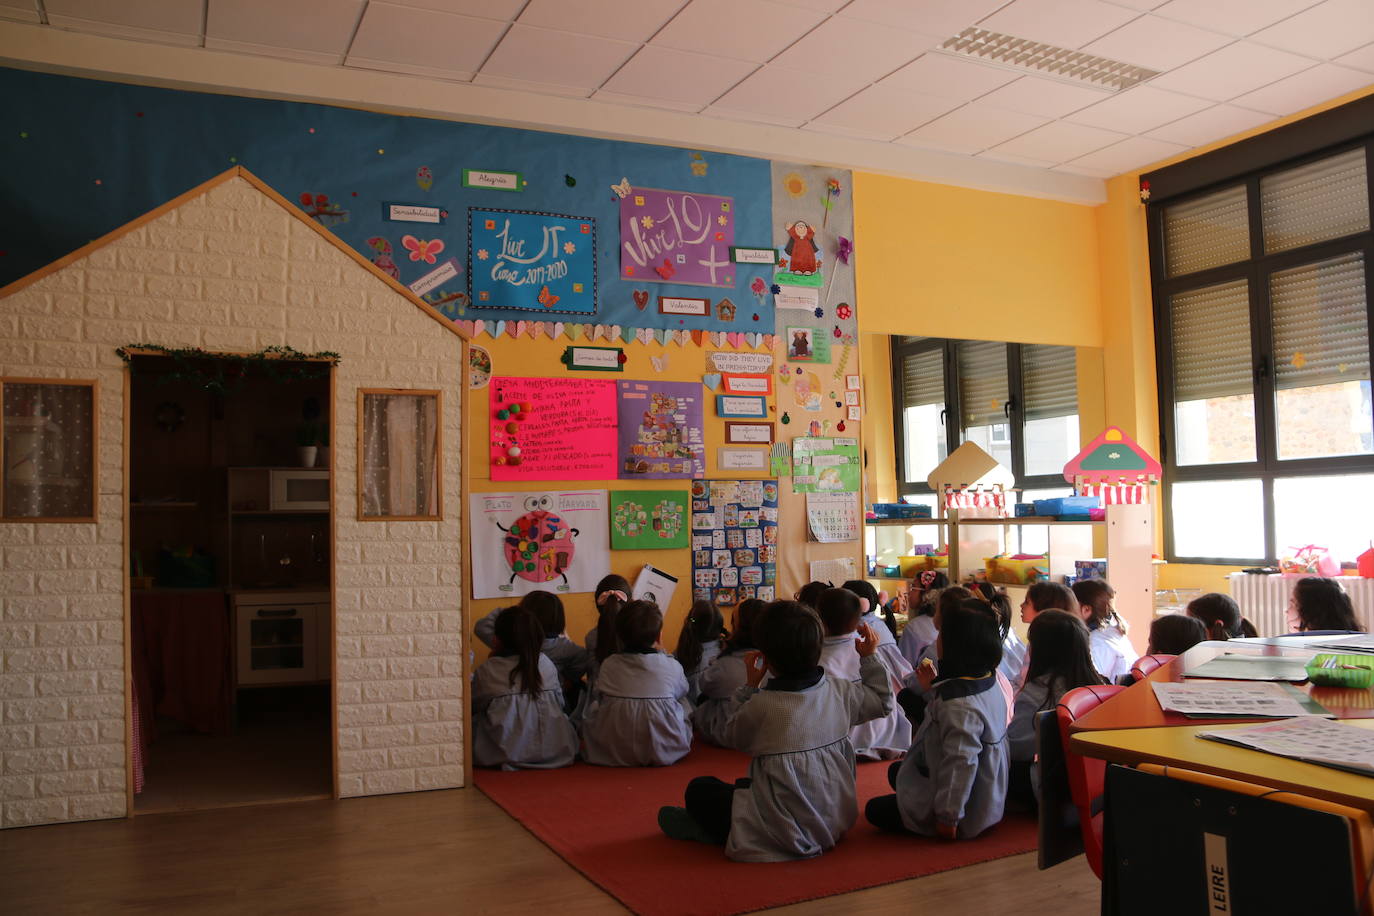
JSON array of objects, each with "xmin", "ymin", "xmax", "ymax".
[
  {"xmin": 891, "ymin": 337, "xmax": 1079, "ymax": 507},
  {"xmin": 1, "ymin": 378, "xmax": 98, "ymax": 522},
  {"xmin": 1149, "ymin": 138, "xmax": 1374, "ymax": 565}
]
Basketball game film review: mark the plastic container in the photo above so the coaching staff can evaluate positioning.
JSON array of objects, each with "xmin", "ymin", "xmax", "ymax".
[
  {"xmin": 984, "ymin": 554, "xmax": 1049, "ymax": 585},
  {"xmin": 1013, "ymin": 502, "xmax": 1037, "ymax": 517},
  {"xmin": 898, "ymin": 555, "xmax": 923, "ymax": 577},
  {"xmin": 1306, "ymin": 654, "xmax": 1374, "ymax": 689},
  {"xmin": 871, "ymin": 502, "xmax": 933, "ymax": 519},
  {"xmin": 1033, "ymin": 495, "xmax": 1101, "ymax": 517},
  {"xmin": 923, "ymin": 551, "xmax": 949, "ymax": 571}
]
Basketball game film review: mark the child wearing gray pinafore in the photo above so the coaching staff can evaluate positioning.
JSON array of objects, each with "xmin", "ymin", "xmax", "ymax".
[
  {"xmin": 867, "ymin": 598, "xmax": 1009, "ymax": 840},
  {"xmin": 472, "ymin": 607, "xmax": 579, "ymax": 770},
  {"xmin": 659, "ymin": 601, "xmax": 892, "ymax": 862},
  {"xmin": 817, "ymin": 588, "xmax": 910, "ymax": 760},
  {"xmin": 473, "ymin": 591, "xmax": 590, "ymax": 685},
  {"xmin": 581, "ymin": 600, "xmax": 693, "ymax": 767},
  {"xmin": 690, "ymin": 598, "xmax": 767, "ymax": 748}
]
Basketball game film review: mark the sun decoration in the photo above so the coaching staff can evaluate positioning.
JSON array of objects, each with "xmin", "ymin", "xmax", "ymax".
[{"xmin": 782, "ymin": 172, "xmax": 807, "ymax": 199}]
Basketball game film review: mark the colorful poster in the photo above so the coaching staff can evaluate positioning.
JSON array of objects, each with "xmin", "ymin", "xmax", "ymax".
[
  {"xmin": 792, "ymin": 437, "xmax": 860, "ymax": 493},
  {"xmin": 689, "ymin": 478, "xmax": 779, "ymax": 607},
  {"xmin": 470, "ymin": 490, "xmax": 609, "ymax": 599},
  {"xmin": 609, "ymin": 490, "xmax": 689, "ymax": 550},
  {"xmin": 620, "ymin": 187, "xmax": 735, "ymax": 287},
  {"xmin": 489, "ymin": 377, "xmax": 618, "ymax": 481},
  {"xmin": 616, "ymin": 380, "xmax": 705, "ymax": 479},
  {"xmin": 468, "ymin": 208, "xmax": 596, "ymax": 314}
]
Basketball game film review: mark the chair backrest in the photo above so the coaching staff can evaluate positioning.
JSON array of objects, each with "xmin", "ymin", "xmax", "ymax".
[
  {"xmin": 1105, "ymin": 764, "xmax": 1373, "ymax": 915},
  {"xmin": 1034, "ymin": 708, "xmax": 1082, "ymax": 870},
  {"xmin": 1055, "ymin": 684, "xmax": 1127, "ymax": 879},
  {"xmin": 1128, "ymin": 653, "xmax": 1175, "ymax": 682}
]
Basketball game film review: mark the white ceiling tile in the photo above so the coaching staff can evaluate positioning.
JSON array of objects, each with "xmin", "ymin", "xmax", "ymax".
[
  {"xmin": 1099, "ymin": 0, "xmax": 1169, "ymax": 9},
  {"xmin": 1148, "ymin": 41, "xmax": 1316, "ymax": 100},
  {"xmin": 207, "ymin": 0, "xmax": 365, "ymax": 60},
  {"xmin": 839, "ymin": 0, "xmax": 1009, "ymax": 37},
  {"xmin": 0, "ymin": 2, "xmax": 41, "ymax": 24},
  {"xmin": 518, "ymin": 0, "xmax": 684, "ymax": 42},
  {"xmin": 975, "ymin": 149, "xmax": 1060, "ymax": 168},
  {"xmin": 1065, "ymin": 85, "xmax": 1213, "ymax": 132},
  {"xmin": 345, "ymin": 3, "xmax": 505, "ymax": 79},
  {"xmin": 713, "ymin": 65, "xmax": 870, "ymax": 121},
  {"xmin": 700, "ymin": 105, "xmax": 808, "ymax": 128},
  {"xmin": 205, "ymin": 36, "xmax": 347, "ymax": 66},
  {"xmin": 382, "ymin": 0, "xmax": 524, "ymax": 20},
  {"xmin": 1144, "ymin": 103, "xmax": 1275, "ymax": 146},
  {"xmin": 1231, "ymin": 62, "xmax": 1374, "ymax": 115},
  {"xmin": 653, "ymin": 0, "xmax": 825, "ymax": 62},
  {"xmin": 771, "ymin": 0, "xmax": 847, "ymax": 10},
  {"xmin": 899, "ymin": 102, "xmax": 1049, "ymax": 155},
  {"xmin": 44, "ymin": 0, "xmax": 202, "ymax": 39},
  {"xmin": 591, "ymin": 88, "xmax": 709, "ymax": 113},
  {"xmin": 1335, "ymin": 42, "xmax": 1374, "ymax": 72},
  {"xmin": 988, "ymin": 119, "xmax": 1128, "ymax": 162},
  {"xmin": 480, "ymin": 25, "xmax": 636, "ymax": 89},
  {"xmin": 1066, "ymin": 134, "xmax": 1187, "ymax": 172},
  {"xmin": 806, "ymin": 84, "xmax": 962, "ymax": 140},
  {"xmin": 1151, "ymin": 0, "xmax": 1321, "ymax": 37},
  {"xmin": 977, "ymin": 75, "xmax": 1112, "ymax": 117},
  {"xmin": 977, "ymin": 0, "xmax": 1142, "ymax": 49},
  {"xmin": 1251, "ymin": 0, "xmax": 1374, "ymax": 60},
  {"xmin": 880, "ymin": 53, "xmax": 1020, "ymax": 101},
  {"xmin": 770, "ymin": 16, "xmax": 939, "ymax": 81},
  {"xmin": 1051, "ymin": 162, "xmax": 1119, "ymax": 178},
  {"xmin": 1081, "ymin": 14, "xmax": 1233, "ymax": 70},
  {"xmin": 599, "ymin": 46, "xmax": 758, "ymax": 105}
]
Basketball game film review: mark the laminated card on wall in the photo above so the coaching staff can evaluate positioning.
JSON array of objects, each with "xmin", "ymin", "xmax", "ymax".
[{"xmin": 689, "ymin": 478, "xmax": 778, "ymax": 607}]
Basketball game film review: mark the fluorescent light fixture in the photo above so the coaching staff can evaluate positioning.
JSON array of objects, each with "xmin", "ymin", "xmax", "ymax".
[{"xmin": 936, "ymin": 27, "xmax": 1160, "ymax": 92}]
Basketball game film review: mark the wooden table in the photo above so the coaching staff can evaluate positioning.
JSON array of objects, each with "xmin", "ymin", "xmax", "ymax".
[{"xmin": 1069, "ymin": 640, "xmax": 1374, "ymax": 732}]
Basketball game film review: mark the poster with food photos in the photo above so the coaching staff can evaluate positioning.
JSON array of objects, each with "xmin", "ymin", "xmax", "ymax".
[
  {"xmin": 609, "ymin": 489, "xmax": 689, "ymax": 550},
  {"xmin": 689, "ymin": 478, "xmax": 778, "ymax": 608}
]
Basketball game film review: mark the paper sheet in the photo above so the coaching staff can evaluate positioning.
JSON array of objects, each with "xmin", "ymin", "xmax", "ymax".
[
  {"xmin": 1197, "ymin": 717, "xmax": 1374, "ymax": 775},
  {"xmin": 1151, "ymin": 681, "xmax": 1316, "ymax": 718},
  {"xmin": 632, "ymin": 564, "xmax": 679, "ymax": 610},
  {"xmin": 808, "ymin": 556, "xmax": 856, "ymax": 586}
]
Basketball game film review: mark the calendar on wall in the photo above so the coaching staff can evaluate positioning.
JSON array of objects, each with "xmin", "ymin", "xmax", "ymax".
[{"xmin": 805, "ymin": 492, "xmax": 859, "ymax": 543}]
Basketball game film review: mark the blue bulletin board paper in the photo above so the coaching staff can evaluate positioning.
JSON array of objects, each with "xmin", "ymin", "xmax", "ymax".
[{"xmin": 468, "ymin": 208, "xmax": 596, "ymax": 315}]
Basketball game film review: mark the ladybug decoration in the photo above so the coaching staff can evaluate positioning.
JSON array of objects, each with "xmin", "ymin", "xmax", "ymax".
[{"xmin": 496, "ymin": 495, "xmax": 580, "ymax": 586}]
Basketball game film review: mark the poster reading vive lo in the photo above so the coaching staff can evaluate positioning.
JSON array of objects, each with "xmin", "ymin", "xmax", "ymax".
[{"xmin": 620, "ymin": 187, "xmax": 735, "ymax": 287}]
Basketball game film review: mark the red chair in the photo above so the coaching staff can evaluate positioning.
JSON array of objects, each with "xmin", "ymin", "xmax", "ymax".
[
  {"xmin": 1128, "ymin": 654, "xmax": 1175, "ymax": 683},
  {"xmin": 1056, "ymin": 684, "xmax": 1127, "ymax": 879}
]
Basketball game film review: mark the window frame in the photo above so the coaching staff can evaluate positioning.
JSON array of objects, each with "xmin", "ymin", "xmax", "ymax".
[
  {"xmin": 1, "ymin": 376, "xmax": 99, "ymax": 523},
  {"xmin": 1148, "ymin": 141, "xmax": 1374, "ymax": 565},
  {"xmin": 889, "ymin": 337, "xmax": 1077, "ymax": 502},
  {"xmin": 356, "ymin": 387, "xmax": 444, "ymax": 522}
]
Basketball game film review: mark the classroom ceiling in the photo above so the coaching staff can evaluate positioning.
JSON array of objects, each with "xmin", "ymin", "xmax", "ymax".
[{"xmin": 3, "ymin": 0, "xmax": 1374, "ymax": 182}]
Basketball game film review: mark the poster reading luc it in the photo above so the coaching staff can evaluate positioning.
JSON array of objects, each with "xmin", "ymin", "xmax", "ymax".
[
  {"xmin": 470, "ymin": 490, "xmax": 609, "ymax": 599},
  {"xmin": 617, "ymin": 380, "xmax": 705, "ymax": 479},
  {"xmin": 489, "ymin": 377, "xmax": 617, "ymax": 481},
  {"xmin": 469, "ymin": 208, "xmax": 596, "ymax": 314},
  {"xmin": 620, "ymin": 187, "xmax": 735, "ymax": 287}
]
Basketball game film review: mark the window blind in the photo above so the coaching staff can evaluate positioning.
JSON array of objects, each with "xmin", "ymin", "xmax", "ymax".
[
  {"xmin": 899, "ymin": 348, "xmax": 943, "ymax": 408},
  {"xmin": 1271, "ymin": 252, "xmax": 1369, "ymax": 391},
  {"xmin": 1170, "ymin": 279, "xmax": 1253, "ymax": 401},
  {"xmin": 1022, "ymin": 344, "xmax": 1078, "ymax": 421},
  {"xmin": 1164, "ymin": 184, "xmax": 1249, "ymax": 278},
  {"xmin": 1262, "ymin": 147, "xmax": 1369, "ymax": 254},
  {"xmin": 957, "ymin": 340, "xmax": 1007, "ymax": 428}
]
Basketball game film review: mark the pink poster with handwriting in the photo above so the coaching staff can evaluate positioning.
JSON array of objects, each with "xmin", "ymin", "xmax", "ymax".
[
  {"xmin": 489, "ymin": 377, "xmax": 618, "ymax": 481},
  {"xmin": 619, "ymin": 186, "xmax": 735, "ymax": 287}
]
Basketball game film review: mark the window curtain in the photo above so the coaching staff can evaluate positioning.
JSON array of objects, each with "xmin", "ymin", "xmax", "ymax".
[
  {"xmin": 2, "ymin": 382, "xmax": 94, "ymax": 518},
  {"xmin": 361, "ymin": 393, "xmax": 439, "ymax": 518}
]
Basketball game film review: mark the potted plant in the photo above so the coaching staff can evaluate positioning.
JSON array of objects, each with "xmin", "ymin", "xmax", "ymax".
[
  {"xmin": 296, "ymin": 422, "xmax": 320, "ymax": 469},
  {"xmin": 314, "ymin": 423, "xmax": 330, "ymax": 469}
]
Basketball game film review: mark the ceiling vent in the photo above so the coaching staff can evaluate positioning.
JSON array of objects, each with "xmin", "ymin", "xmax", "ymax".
[{"xmin": 936, "ymin": 27, "xmax": 1160, "ymax": 92}]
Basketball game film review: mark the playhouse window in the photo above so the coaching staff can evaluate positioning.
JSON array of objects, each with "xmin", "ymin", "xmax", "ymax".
[
  {"xmin": 1, "ymin": 378, "xmax": 98, "ymax": 522},
  {"xmin": 358, "ymin": 389, "xmax": 442, "ymax": 521}
]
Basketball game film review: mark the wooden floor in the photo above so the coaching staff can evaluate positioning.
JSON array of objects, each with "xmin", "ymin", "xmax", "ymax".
[{"xmin": 2, "ymin": 787, "xmax": 1102, "ymax": 915}]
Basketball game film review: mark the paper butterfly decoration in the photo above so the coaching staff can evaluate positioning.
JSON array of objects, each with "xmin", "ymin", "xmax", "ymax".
[
  {"xmin": 537, "ymin": 285, "xmax": 560, "ymax": 308},
  {"xmin": 651, "ymin": 353, "xmax": 669, "ymax": 372},
  {"xmin": 655, "ymin": 259, "xmax": 676, "ymax": 280},
  {"xmin": 401, "ymin": 235, "xmax": 444, "ymax": 264},
  {"xmin": 610, "ymin": 177, "xmax": 632, "ymax": 199}
]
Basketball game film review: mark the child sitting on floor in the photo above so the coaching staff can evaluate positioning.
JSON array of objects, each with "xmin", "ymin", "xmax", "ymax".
[
  {"xmin": 658, "ymin": 600, "xmax": 892, "ymax": 861},
  {"xmin": 472, "ymin": 605, "xmax": 579, "ymax": 770},
  {"xmin": 474, "ymin": 590, "xmax": 590, "ymax": 710},
  {"xmin": 867, "ymin": 598, "xmax": 1009, "ymax": 840},
  {"xmin": 898, "ymin": 571, "xmax": 947, "ymax": 668},
  {"xmin": 675, "ymin": 599, "xmax": 726, "ymax": 702},
  {"xmin": 817, "ymin": 588, "xmax": 911, "ymax": 760},
  {"xmin": 581, "ymin": 600, "xmax": 693, "ymax": 767},
  {"xmin": 584, "ymin": 574, "xmax": 632, "ymax": 676},
  {"xmin": 693, "ymin": 598, "xmax": 767, "ymax": 748},
  {"xmin": 1072, "ymin": 579, "xmax": 1137, "ymax": 683}
]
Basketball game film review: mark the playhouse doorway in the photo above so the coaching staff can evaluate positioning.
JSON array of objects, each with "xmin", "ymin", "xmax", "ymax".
[{"xmin": 126, "ymin": 353, "xmax": 335, "ymax": 813}]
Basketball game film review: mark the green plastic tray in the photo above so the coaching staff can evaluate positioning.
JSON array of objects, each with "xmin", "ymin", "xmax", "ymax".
[{"xmin": 1306, "ymin": 654, "xmax": 1374, "ymax": 688}]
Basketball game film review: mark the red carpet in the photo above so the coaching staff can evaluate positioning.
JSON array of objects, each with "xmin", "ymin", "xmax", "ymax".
[{"xmin": 475, "ymin": 745, "xmax": 1038, "ymax": 916}]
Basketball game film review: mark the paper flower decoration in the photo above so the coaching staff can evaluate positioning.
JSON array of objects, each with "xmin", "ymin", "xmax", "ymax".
[
  {"xmin": 476, "ymin": 248, "xmax": 489, "ymax": 261},
  {"xmin": 822, "ymin": 177, "xmax": 842, "ymax": 227},
  {"xmin": 1139, "ymin": 180, "xmax": 1151, "ymax": 202},
  {"xmin": 783, "ymin": 172, "xmax": 807, "ymax": 198},
  {"xmin": 836, "ymin": 236, "xmax": 853, "ymax": 266},
  {"xmin": 416, "ymin": 166, "xmax": 433, "ymax": 191},
  {"xmin": 836, "ymin": 303, "xmax": 852, "ymax": 320},
  {"xmin": 770, "ymin": 284, "xmax": 781, "ymax": 295},
  {"xmin": 563, "ymin": 241, "xmax": 576, "ymax": 254},
  {"xmin": 641, "ymin": 215, "xmax": 654, "ymax": 229},
  {"xmin": 691, "ymin": 160, "xmax": 708, "ymax": 177}
]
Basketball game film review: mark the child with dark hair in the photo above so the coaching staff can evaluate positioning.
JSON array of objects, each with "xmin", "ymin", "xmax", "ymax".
[
  {"xmin": 896, "ymin": 585, "xmax": 974, "ymax": 725},
  {"xmin": 659, "ymin": 600, "xmax": 892, "ymax": 861},
  {"xmin": 1071, "ymin": 579, "xmax": 1137, "ymax": 682},
  {"xmin": 1146, "ymin": 613, "xmax": 1207, "ymax": 657},
  {"xmin": 693, "ymin": 598, "xmax": 767, "ymax": 748},
  {"xmin": 817, "ymin": 588, "xmax": 911, "ymax": 760},
  {"xmin": 1006, "ymin": 610, "xmax": 1103, "ymax": 805},
  {"xmin": 584, "ymin": 574, "xmax": 633, "ymax": 679},
  {"xmin": 472, "ymin": 606, "xmax": 579, "ymax": 770},
  {"xmin": 898, "ymin": 571, "xmax": 947, "ymax": 668},
  {"xmin": 987, "ymin": 591, "xmax": 1027, "ymax": 690},
  {"xmin": 1287, "ymin": 577, "xmax": 1363, "ymax": 633},
  {"xmin": 867, "ymin": 599, "xmax": 1009, "ymax": 839},
  {"xmin": 581, "ymin": 600, "xmax": 692, "ymax": 767},
  {"xmin": 1019, "ymin": 581, "xmax": 1079, "ymax": 624},
  {"xmin": 1186, "ymin": 592, "xmax": 1258, "ymax": 641},
  {"xmin": 842, "ymin": 578, "xmax": 914, "ymax": 701},
  {"xmin": 795, "ymin": 580, "xmax": 830, "ymax": 609},
  {"xmin": 675, "ymin": 599, "xmax": 726, "ymax": 701},
  {"xmin": 473, "ymin": 590, "xmax": 591, "ymax": 685}
]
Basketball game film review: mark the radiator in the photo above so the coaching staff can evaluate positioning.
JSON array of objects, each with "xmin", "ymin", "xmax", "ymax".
[{"xmin": 1227, "ymin": 574, "xmax": 1374, "ymax": 637}]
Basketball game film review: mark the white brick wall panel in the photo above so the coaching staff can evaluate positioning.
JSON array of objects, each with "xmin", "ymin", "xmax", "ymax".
[
  {"xmin": 362, "ymin": 769, "xmax": 415, "ymax": 796},
  {"xmin": 339, "ymin": 748, "xmax": 387, "ymax": 773},
  {"xmin": 360, "ymin": 542, "xmax": 414, "ymax": 565},
  {"xmin": 338, "ymin": 774, "xmax": 363, "ymax": 797},
  {"xmin": 98, "ymin": 768, "xmax": 124, "ymax": 792},
  {"xmin": 37, "ymin": 770, "xmax": 99, "ymax": 797},
  {"xmin": 0, "ymin": 527, "xmax": 35, "ymax": 546},
  {"xmin": 67, "ymin": 596, "xmax": 120, "ymax": 620},
  {"xmin": 412, "ymin": 587, "xmax": 459, "ymax": 611},
  {"xmin": 35, "ymin": 526, "xmax": 95, "ymax": 546},
  {"xmin": 199, "ymin": 327, "xmax": 260, "ymax": 351},
  {"xmin": 84, "ymin": 295, "xmax": 118, "ymax": 320},
  {"xmin": 413, "ymin": 677, "xmax": 462, "ymax": 701},
  {"xmin": 2, "ymin": 775, "xmax": 36, "ymax": 800},
  {"xmin": 67, "ymin": 647, "xmax": 123, "ymax": 671},
  {"xmin": 387, "ymin": 613, "xmax": 438, "ymax": 635},
  {"xmin": 36, "ymin": 622, "xmax": 98, "ymax": 647},
  {"xmin": 51, "ymin": 294, "xmax": 88, "ymax": 319},
  {"xmin": 83, "ymin": 270, "xmax": 145, "ymax": 296},
  {"xmin": 362, "ymin": 635, "xmax": 413, "ymax": 658},
  {"xmin": 389, "ymin": 744, "xmax": 441, "ymax": 769},
  {"xmin": 174, "ymin": 253, "xmax": 233, "ymax": 278},
  {"xmin": 174, "ymin": 205, "xmax": 236, "ymax": 232},
  {"xmin": 0, "ymin": 725, "xmax": 36, "ymax": 749},
  {"xmin": 83, "ymin": 248, "xmax": 118, "ymax": 270},
  {"xmin": 361, "ymin": 588, "xmax": 413, "ymax": 611},
  {"xmin": 387, "ymin": 701, "xmax": 440, "ymax": 725},
  {"xmin": 361, "ymin": 680, "xmax": 414, "ymax": 705},
  {"xmin": 337, "ymin": 658, "xmax": 387, "ymax": 682},
  {"xmin": 0, "ymin": 675, "xmax": 37, "ymax": 699},
  {"xmin": 69, "ymin": 696, "xmax": 123, "ymax": 721},
  {"xmin": 205, "ymin": 232, "xmax": 260, "ymax": 258},
  {"xmin": 3, "ymin": 798, "xmax": 69, "ymax": 828},
  {"xmin": 387, "ymin": 565, "xmax": 438, "ymax": 587},
  {"xmin": 68, "ymin": 793, "xmax": 125, "ymax": 821},
  {"xmin": 334, "ymin": 564, "xmax": 386, "ymax": 588},
  {"xmin": 1, "ymin": 624, "xmax": 35, "ymax": 647},
  {"xmin": 97, "ymin": 621, "xmax": 122, "ymax": 644},
  {"xmin": 113, "ymin": 297, "xmax": 176, "ymax": 324},
  {"xmin": 415, "ymin": 765, "xmax": 462, "ymax": 791},
  {"xmin": 84, "ymin": 318, "xmax": 147, "ymax": 345},
  {"xmin": 202, "ymin": 278, "xmax": 260, "ymax": 305},
  {"xmin": 337, "ymin": 704, "xmax": 387, "ymax": 728},
  {"xmin": 257, "ymin": 282, "xmax": 289, "ymax": 307},
  {"xmin": 5, "ymin": 697, "xmax": 68, "ymax": 724},
  {"xmin": 36, "ymin": 672, "xmax": 99, "ymax": 697},
  {"xmin": 361, "ymin": 725, "xmax": 414, "ymax": 749},
  {"xmin": 336, "ymin": 636, "xmax": 362, "ymax": 659},
  {"xmin": 4, "ymin": 648, "xmax": 67, "ymax": 673},
  {"xmin": 4, "ymin": 747, "xmax": 69, "ymax": 774},
  {"xmin": 5, "ymin": 545, "xmax": 67, "ymax": 570},
  {"xmin": 145, "ymin": 225, "xmax": 207, "ymax": 252},
  {"xmin": 36, "ymin": 721, "xmax": 100, "ymax": 748},
  {"xmin": 338, "ymin": 312, "xmax": 392, "ymax": 335},
  {"xmin": 69, "ymin": 743, "xmax": 124, "ymax": 769},
  {"xmin": 335, "ymin": 612, "xmax": 389, "ymax": 635},
  {"xmin": 0, "ymin": 341, "xmax": 36, "ymax": 362},
  {"xmin": 388, "ymin": 656, "xmax": 438, "ymax": 680},
  {"xmin": 36, "ymin": 570, "xmax": 97, "ymax": 594},
  {"xmin": 97, "ymin": 720, "xmax": 123, "ymax": 742},
  {"xmin": 116, "ymin": 248, "xmax": 178, "ymax": 275}
]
